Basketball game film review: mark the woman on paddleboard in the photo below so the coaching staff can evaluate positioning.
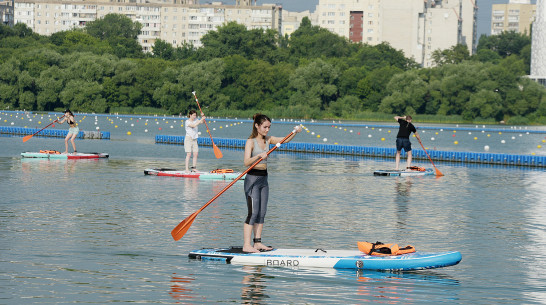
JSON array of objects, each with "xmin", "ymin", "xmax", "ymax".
[
  {"xmin": 185, "ymin": 110, "xmax": 205, "ymax": 172},
  {"xmin": 394, "ymin": 115, "xmax": 421, "ymax": 170},
  {"xmin": 242, "ymin": 114, "xmax": 301, "ymax": 253},
  {"xmin": 58, "ymin": 109, "xmax": 78, "ymax": 154}
]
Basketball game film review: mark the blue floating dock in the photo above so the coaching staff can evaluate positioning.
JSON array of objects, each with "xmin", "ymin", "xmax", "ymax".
[
  {"xmin": 0, "ymin": 126, "xmax": 110, "ymax": 140},
  {"xmin": 155, "ymin": 135, "xmax": 546, "ymax": 167}
]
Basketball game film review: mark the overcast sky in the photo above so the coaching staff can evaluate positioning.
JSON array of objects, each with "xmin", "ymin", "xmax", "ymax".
[{"xmin": 218, "ymin": 0, "xmax": 537, "ymax": 37}]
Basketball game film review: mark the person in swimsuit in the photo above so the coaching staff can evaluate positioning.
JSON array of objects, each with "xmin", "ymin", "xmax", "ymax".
[
  {"xmin": 185, "ymin": 110, "xmax": 205, "ymax": 172},
  {"xmin": 242, "ymin": 114, "xmax": 301, "ymax": 253},
  {"xmin": 58, "ymin": 109, "xmax": 79, "ymax": 154},
  {"xmin": 394, "ymin": 115, "xmax": 421, "ymax": 170}
]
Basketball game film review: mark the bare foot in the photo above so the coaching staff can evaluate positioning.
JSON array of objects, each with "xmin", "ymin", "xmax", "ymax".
[
  {"xmin": 243, "ymin": 245, "xmax": 259, "ymax": 253},
  {"xmin": 254, "ymin": 242, "xmax": 272, "ymax": 251},
  {"xmin": 62, "ymin": 151, "xmax": 68, "ymax": 154}
]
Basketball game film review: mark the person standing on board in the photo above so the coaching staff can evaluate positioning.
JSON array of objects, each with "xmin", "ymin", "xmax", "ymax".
[
  {"xmin": 394, "ymin": 115, "xmax": 421, "ymax": 170},
  {"xmin": 242, "ymin": 114, "xmax": 302, "ymax": 253},
  {"xmin": 185, "ymin": 110, "xmax": 205, "ymax": 172},
  {"xmin": 58, "ymin": 109, "xmax": 78, "ymax": 154}
]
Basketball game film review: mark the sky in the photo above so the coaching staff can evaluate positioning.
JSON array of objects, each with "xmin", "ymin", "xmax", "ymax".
[{"xmin": 219, "ymin": 0, "xmax": 537, "ymax": 37}]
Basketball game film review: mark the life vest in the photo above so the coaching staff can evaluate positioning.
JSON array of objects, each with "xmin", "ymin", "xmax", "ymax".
[
  {"xmin": 39, "ymin": 150, "xmax": 61, "ymax": 154},
  {"xmin": 407, "ymin": 166, "xmax": 426, "ymax": 172},
  {"xmin": 210, "ymin": 168, "xmax": 234, "ymax": 174},
  {"xmin": 358, "ymin": 241, "xmax": 416, "ymax": 256}
]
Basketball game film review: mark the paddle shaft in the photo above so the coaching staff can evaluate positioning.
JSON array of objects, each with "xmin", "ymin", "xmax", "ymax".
[
  {"xmin": 23, "ymin": 114, "xmax": 64, "ymax": 142},
  {"xmin": 191, "ymin": 92, "xmax": 217, "ymax": 145},
  {"xmin": 417, "ymin": 137, "xmax": 444, "ymax": 176},
  {"xmin": 171, "ymin": 129, "xmax": 298, "ymax": 241}
]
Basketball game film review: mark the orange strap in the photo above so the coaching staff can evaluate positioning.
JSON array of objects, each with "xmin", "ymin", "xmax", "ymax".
[
  {"xmin": 358, "ymin": 241, "xmax": 416, "ymax": 256},
  {"xmin": 39, "ymin": 150, "xmax": 61, "ymax": 154},
  {"xmin": 210, "ymin": 168, "xmax": 234, "ymax": 174}
]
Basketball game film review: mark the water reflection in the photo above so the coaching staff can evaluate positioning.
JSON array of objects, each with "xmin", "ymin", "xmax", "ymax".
[
  {"xmin": 169, "ymin": 273, "xmax": 196, "ymax": 302},
  {"xmin": 392, "ymin": 177, "xmax": 414, "ymax": 233},
  {"xmin": 241, "ymin": 266, "xmax": 269, "ymax": 304}
]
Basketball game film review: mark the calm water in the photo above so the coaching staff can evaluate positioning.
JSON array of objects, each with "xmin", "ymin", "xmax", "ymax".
[{"xmin": 1, "ymin": 113, "xmax": 546, "ymax": 304}]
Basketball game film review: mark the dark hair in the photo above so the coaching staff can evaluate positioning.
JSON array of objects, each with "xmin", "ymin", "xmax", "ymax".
[
  {"xmin": 188, "ymin": 110, "xmax": 197, "ymax": 117},
  {"xmin": 249, "ymin": 113, "xmax": 271, "ymax": 139},
  {"xmin": 405, "ymin": 115, "xmax": 412, "ymax": 128},
  {"xmin": 64, "ymin": 109, "xmax": 74, "ymax": 116}
]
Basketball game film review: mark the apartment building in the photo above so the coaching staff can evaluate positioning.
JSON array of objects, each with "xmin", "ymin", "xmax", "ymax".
[
  {"xmin": 491, "ymin": 0, "xmax": 536, "ymax": 35},
  {"xmin": 13, "ymin": 0, "xmax": 281, "ymax": 51},
  {"xmin": 530, "ymin": 0, "xmax": 545, "ymax": 86},
  {"xmin": 314, "ymin": 0, "xmax": 477, "ymax": 67},
  {"xmin": 1, "ymin": 0, "xmax": 14, "ymax": 26}
]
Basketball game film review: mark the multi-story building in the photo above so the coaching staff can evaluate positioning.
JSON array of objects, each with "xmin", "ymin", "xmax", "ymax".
[
  {"xmin": 491, "ymin": 0, "xmax": 536, "ymax": 35},
  {"xmin": 13, "ymin": 0, "xmax": 281, "ymax": 52},
  {"xmin": 315, "ymin": 0, "xmax": 477, "ymax": 67},
  {"xmin": 530, "ymin": 0, "xmax": 545, "ymax": 86},
  {"xmin": 1, "ymin": 0, "xmax": 14, "ymax": 26}
]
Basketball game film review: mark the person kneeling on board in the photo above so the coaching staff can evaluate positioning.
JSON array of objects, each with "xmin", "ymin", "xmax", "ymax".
[{"xmin": 242, "ymin": 114, "xmax": 302, "ymax": 253}]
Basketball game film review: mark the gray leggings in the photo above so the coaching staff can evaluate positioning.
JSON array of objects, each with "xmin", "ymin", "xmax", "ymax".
[{"xmin": 244, "ymin": 174, "xmax": 269, "ymax": 225}]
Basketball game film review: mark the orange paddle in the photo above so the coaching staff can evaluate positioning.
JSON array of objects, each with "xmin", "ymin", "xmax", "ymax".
[
  {"xmin": 417, "ymin": 137, "xmax": 444, "ymax": 176},
  {"xmin": 171, "ymin": 128, "xmax": 299, "ymax": 241},
  {"xmin": 191, "ymin": 91, "xmax": 222, "ymax": 159},
  {"xmin": 22, "ymin": 114, "xmax": 65, "ymax": 143}
]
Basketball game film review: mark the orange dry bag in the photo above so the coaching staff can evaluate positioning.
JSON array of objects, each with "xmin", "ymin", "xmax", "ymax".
[{"xmin": 358, "ymin": 241, "xmax": 416, "ymax": 256}]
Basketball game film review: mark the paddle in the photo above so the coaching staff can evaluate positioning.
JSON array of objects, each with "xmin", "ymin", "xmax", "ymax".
[
  {"xmin": 417, "ymin": 137, "xmax": 444, "ymax": 176},
  {"xmin": 22, "ymin": 114, "xmax": 65, "ymax": 143},
  {"xmin": 191, "ymin": 91, "xmax": 222, "ymax": 159},
  {"xmin": 171, "ymin": 127, "xmax": 299, "ymax": 241}
]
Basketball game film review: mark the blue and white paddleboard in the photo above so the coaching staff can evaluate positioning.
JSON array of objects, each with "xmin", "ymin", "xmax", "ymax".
[
  {"xmin": 374, "ymin": 169, "xmax": 435, "ymax": 176},
  {"xmin": 189, "ymin": 247, "xmax": 462, "ymax": 271}
]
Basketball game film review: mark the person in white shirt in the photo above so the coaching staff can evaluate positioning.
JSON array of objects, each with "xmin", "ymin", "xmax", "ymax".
[{"xmin": 185, "ymin": 110, "xmax": 205, "ymax": 172}]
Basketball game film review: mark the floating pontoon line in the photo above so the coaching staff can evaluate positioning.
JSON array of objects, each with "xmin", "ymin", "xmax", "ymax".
[
  {"xmin": 155, "ymin": 135, "xmax": 546, "ymax": 167},
  {"xmin": 0, "ymin": 126, "xmax": 110, "ymax": 140}
]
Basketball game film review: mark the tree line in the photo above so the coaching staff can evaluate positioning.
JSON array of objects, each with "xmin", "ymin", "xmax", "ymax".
[{"xmin": 0, "ymin": 14, "xmax": 544, "ymax": 124}]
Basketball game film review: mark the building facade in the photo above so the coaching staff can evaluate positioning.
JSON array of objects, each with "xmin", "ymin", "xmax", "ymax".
[
  {"xmin": 314, "ymin": 0, "xmax": 477, "ymax": 67},
  {"xmin": 1, "ymin": 0, "xmax": 14, "ymax": 26},
  {"xmin": 13, "ymin": 0, "xmax": 281, "ymax": 52},
  {"xmin": 530, "ymin": 0, "xmax": 545, "ymax": 86},
  {"xmin": 491, "ymin": 0, "xmax": 536, "ymax": 35}
]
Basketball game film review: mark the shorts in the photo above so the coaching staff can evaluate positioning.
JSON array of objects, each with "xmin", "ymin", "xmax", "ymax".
[
  {"xmin": 396, "ymin": 137, "xmax": 412, "ymax": 152},
  {"xmin": 184, "ymin": 137, "xmax": 198, "ymax": 153},
  {"xmin": 67, "ymin": 126, "xmax": 79, "ymax": 135}
]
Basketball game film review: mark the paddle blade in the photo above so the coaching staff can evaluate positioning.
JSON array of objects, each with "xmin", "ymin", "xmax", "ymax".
[
  {"xmin": 434, "ymin": 168, "xmax": 444, "ymax": 176},
  {"xmin": 22, "ymin": 135, "xmax": 33, "ymax": 142},
  {"xmin": 213, "ymin": 144, "xmax": 223, "ymax": 159},
  {"xmin": 171, "ymin": 212, "xmax": 198, "ymax": 241}
]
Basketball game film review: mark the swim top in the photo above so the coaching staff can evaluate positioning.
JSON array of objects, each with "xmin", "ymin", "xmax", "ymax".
[{"xmin": 251, "ymin": 137, "xmax": 270, "ymax": 165}]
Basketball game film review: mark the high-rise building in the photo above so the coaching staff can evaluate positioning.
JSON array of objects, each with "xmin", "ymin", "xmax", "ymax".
[
  {"xmin": 315, "ymin": 0, "xmax": 477, "ymax": 67},
  {"xmin": 491, "ymin": 0, "xmax": 536, "ymax": 35},
  {"xmin": 530, "ymin": 0, "xmax": 546, "ymax": 86},
  {"xmin": 13, "ymin": 0, "xmax": 281, "ymax": 52},
  {"xmin": 0, "ymin": 0, "xmax": 14, "ymax": 26}
]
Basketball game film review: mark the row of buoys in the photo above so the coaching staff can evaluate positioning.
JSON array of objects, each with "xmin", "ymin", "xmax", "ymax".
[{"xmin": 302, "ymin": 125, "xmax": 328, "ymax": 142}]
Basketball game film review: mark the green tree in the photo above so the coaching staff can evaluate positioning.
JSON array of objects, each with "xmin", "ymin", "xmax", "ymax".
[
  {"xmin": 86, "ymin": 14, "xmax": 141, "ymax": 40},
  {"xmin": 289, "ymin": 59, "xmax": 339, "ymax": 111},
  {"xmin": 431, "ymin": 44, "xmax": 470, "ymax": 66},
  {"xmin": 288, "ymin": 17, "xmax": 351, "ymax": 59}
]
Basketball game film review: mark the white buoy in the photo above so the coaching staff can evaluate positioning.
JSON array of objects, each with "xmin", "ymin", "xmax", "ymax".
[
  {"xmin": 431, "ymin": 137, "xmax": 435, "ymax": 141},
  {"xmin": 323, "ymin": 138, "xmax": 327, "ymax": 142},
  {"xmin": 484, "ymin": 145, "xmax": 490, "ymax": 151},
  {"xmin": 501, "ymin": 140, "xmax": 506, "ymax": 144}
]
